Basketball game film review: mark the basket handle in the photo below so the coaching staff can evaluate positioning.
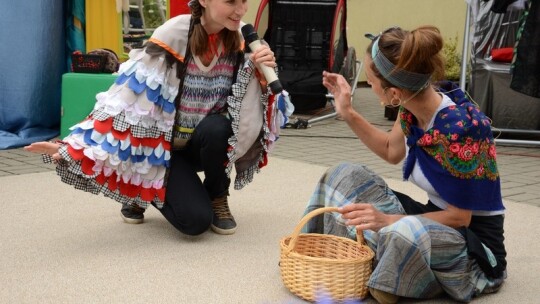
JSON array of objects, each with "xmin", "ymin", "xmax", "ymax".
[{"xmin": 286, "ymin": 207, "xmax": 366, "ymax": 254}]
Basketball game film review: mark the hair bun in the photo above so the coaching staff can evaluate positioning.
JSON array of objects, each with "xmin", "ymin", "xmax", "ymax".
[{"xmin": 411, "ymin": 26, "xmax": 443, "ymax": 55}]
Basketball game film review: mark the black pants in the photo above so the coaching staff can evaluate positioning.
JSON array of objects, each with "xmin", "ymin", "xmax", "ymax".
[{"xmin": 158, "ymin": 114, "xmax": 233, "ymax": 235}]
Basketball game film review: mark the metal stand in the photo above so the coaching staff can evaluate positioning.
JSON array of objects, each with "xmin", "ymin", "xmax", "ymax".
[
  {"xmin": 287, "ymin": 59, "xmax": 363, "ymax": 129},
  {"xmin": 494, "ymin": 129, "xmax": 540, "ymax": 146}
]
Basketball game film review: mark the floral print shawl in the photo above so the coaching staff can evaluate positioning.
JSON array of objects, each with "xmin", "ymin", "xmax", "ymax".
[{"xmin": 400, "ymin": 82, "xmax": 504, "ymax": 211}]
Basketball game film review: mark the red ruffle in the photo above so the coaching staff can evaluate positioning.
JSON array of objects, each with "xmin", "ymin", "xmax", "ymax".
[
  {"xmin": 140, "ymin": 187, "xmax": 155, "ymax": 201},
  {"xmin": 259, "ymin": 153, "xmax": 268, "ymax": 168},
  {"xmin": 93, "ymin": 117, "xmax": 113, "ymax": 134},
  {"xmin": 67, "ymin": 145, "xmax": 85, "ymax": 161},
  {"xmin": 81, "ymin": 157, "xmax": 96, "ymax": 175},
  {"xmin": 92, "ymin": 169, "xmax": 157, "ymax": 202},
  {"xmin": 111, "ymin": 128, "xmax": 130, "ymax": 140}
]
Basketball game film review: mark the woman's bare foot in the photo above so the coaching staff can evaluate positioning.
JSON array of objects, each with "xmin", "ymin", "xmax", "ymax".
[{"xmin": 24, "ymin": 142, "xmax": 62, "ymax": 160}]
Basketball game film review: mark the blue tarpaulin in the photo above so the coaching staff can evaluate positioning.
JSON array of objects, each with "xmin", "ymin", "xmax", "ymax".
[{"xmin": 0, "ymin": 0, "xmax": 66, "ymax": 149}]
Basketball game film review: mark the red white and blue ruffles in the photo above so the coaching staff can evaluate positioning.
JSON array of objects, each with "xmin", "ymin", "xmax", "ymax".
[{"xmin": 48, "ymin": 47, "xmax": 182, "ymax": 209}]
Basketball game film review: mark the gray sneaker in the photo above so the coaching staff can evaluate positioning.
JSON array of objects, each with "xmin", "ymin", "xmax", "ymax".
[
  {"xmin": 120, "ymin": 204, "xmax": 145, "ymax": 224},
  {"xmin": 210, "ymin": 195, "xmax": 237, "ymax": 235}
]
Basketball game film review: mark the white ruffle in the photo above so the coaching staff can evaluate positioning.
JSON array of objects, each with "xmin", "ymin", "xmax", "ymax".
[{"xmin": 92, "ymin": 49, "xmax": 180, "ymax": 133}]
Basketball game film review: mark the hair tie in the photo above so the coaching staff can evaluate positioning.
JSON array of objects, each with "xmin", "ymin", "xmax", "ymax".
[{"xmin": 192, "ymin": 17, "xmax": 201, "ymax": 25}]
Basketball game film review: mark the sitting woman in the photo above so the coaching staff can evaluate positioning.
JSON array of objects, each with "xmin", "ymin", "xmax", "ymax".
[{"xmin": 303, "ymin": 26, "xmax": 506, "ymax": 303}]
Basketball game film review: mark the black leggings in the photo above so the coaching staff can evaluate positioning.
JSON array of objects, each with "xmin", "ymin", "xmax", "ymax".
[{"xmin": 158, "ymin": 114, "xmax": 232, "ymax": 235}]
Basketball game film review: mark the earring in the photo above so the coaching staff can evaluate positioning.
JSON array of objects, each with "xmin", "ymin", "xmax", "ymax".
[
  {"xmin": 390, "ymin": 97, "xmax": 402, "ymax": 107},
  {"xmin": 385, "ymin": 87, "xmax": 403, "ymax": 107}
]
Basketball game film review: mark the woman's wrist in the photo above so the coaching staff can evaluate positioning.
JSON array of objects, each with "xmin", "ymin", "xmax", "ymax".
[{"xmin": 339, "ymin": 106, "xmax": 356, "ymax": 121}]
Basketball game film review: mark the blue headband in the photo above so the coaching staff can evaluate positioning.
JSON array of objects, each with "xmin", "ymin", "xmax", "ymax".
[{"xmin": 371, "ymin": 37, "xmax": 431, "ymax": 91}]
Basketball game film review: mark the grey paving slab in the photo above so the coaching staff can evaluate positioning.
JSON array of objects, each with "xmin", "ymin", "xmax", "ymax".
[
  {"xmin": 5, "ymin": 167, "xmax": 53, "ymax": 175},
  {"xmin": 0, "ymin": 171, "xmax": 12, "ymax": 177},
  {"xmin": 0, "ymin": 158, "xmax": 28, "ymax": 166}
]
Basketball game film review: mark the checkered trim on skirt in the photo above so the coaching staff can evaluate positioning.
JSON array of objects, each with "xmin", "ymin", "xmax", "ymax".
[{"xmin": 42, "ymin": 145, "xmax": 164, "ymax": 209}]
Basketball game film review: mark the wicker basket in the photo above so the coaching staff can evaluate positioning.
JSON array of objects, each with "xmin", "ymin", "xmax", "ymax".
[{"xmin": 280, "ymin": 207, "xmax": 374, "ymax": 302}]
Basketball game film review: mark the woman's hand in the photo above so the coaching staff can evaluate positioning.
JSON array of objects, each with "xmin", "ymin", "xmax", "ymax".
[
  {"xmin": 24, "ymin": 141, "xmax": 62, "ymax": 160},
  {"xmin": 249, "ymin": 44, "xmax": 277, "ymax": 70},
  {"xmin": 250, "ymin": 44, "xmax": 276, "ymax": 93},
  {"xmin": 339, "ymin": 203, "xmax": 400, "ymax": 232},
  {"xmin": 322, "ymin": 71, "xmax": 353, "ymax": 119}
]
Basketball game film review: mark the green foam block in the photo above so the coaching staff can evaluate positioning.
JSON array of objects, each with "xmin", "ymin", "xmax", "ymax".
[{"xmin": 60, "ymin": 72, "xmax": 117, "ymax": 138}]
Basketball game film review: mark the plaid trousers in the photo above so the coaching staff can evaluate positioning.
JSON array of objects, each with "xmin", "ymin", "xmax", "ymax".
[{"xmin": 301, "ymin": 162, "xmax": 502, "ymax": 302}]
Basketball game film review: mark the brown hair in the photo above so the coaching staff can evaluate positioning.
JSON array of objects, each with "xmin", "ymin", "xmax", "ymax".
[
  {"xmin": 189, "ymin": 1, "xmax": 242, "ymax": 56},
  {"xmin": 367, "ymin": 26, "xmax": 445, "ymax": 90}
]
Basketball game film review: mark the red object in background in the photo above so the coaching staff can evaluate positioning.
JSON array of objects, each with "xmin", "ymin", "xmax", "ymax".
[
  {"xmin": 491, "ymin": 47, "xmax": 514, "ymax": 63},
  {"xmin": 169, "ymin": 0, "xmax": 190, "ymax": 18}
]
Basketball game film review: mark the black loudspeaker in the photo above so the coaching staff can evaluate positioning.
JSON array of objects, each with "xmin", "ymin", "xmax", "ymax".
[{"xmin": 263, "ymin": 0, "xmax": 346, "ymax": 112}]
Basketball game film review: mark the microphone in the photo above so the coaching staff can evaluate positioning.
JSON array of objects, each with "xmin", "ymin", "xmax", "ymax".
[{"xmin": 241, "ymin": 24, "xmax": 283, "ymax": 94}]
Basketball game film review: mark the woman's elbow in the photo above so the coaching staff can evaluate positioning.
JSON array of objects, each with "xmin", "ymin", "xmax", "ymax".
[
  {"xmin": 461, "ymin": 215, "xmax": 472, "ymax": 227},
  {"xmin": 386, "ymin": 153, "xmax": 405, "ymax": 165}
]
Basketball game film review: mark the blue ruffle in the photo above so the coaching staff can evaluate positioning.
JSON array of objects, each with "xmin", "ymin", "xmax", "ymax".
[
  {"xmin": 118, "ymin": 147, "xmax": 131, "ymax": 161},
  {"xmin": 128, "ymin": 76, "xmax": 146, "ymax": 95},
  {"xmin": 114, "ymin": 72, "xmax": 175, "ymax": 114},
  {"xmin": 83, "ymin": 129, "xmax": 97, "ymax": 145},
  {"xmin": 147, "ymin": 151, "xmax": 166, "ymax": 166},
  {"xmin": 115, "ymin": 73, "xmax": 130, "ymax": 85},
  {"xmin": 146, "ymin": 85, "xmax": 160, "ymax": 102},
  {"xmin": 101, "ymin": 139, "xmax": 119, "ymax": 154}
]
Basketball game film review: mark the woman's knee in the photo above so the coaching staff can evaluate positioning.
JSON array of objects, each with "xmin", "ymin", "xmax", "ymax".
[
  {"xmin": 160, "ymin": 203, "xmax": 212, "ymax": 236},
  {"xmin": 323, "ymin": 162, "xmax": 387, "ymax": 199},
  {"xmin": 178, "ymin": 210, "xmax": 212, "ymax": 236},
  {"xmin": 378, "ymin": 216, "xmax": 427, "ymax": 246}
]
